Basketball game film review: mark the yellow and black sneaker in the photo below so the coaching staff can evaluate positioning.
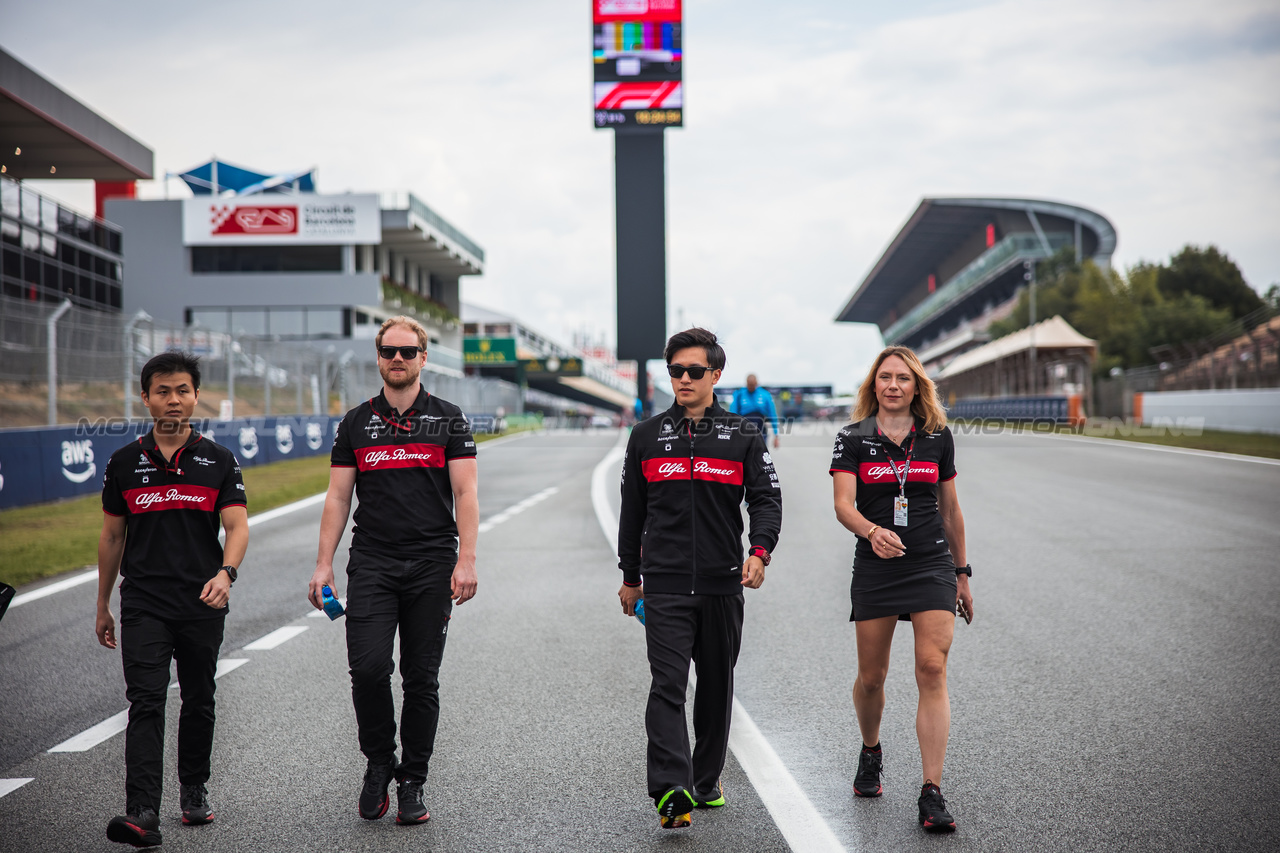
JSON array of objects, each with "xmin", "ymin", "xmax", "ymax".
[
  {"xmin": 694, "ymin": 780, "xmax": 725, "ymax": 808},
  {"xmin": 656, "ymin": 786, "xmax": 695, "ymax": 829}
]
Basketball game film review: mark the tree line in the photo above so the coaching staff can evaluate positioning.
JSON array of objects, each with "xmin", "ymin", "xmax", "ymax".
[{"xmin": 987, "ymin": 245, "xmax": 1274, "ymax": 375}]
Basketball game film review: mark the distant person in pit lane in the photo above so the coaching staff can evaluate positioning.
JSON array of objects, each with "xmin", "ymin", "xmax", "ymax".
[
  {"xmin": 730, "ymin": 374, "xmax": 780, "ymax": 448},
  {"xmin": 309, "ymin": 315, "xmax": 479, "ymax": 827},
  {"xmin": 617, "ymin": 328, "xmax": 783, "ymax": 830},
  {"xmin": 97, "ymin": 351, "xmax": 249, "ymax": 848},
  {"xmin": 829, "ymin": 345, "xmax": 973, "ymax": 834}
]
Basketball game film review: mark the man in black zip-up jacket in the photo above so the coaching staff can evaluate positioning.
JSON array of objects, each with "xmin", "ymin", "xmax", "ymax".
[{"xmin": 617, "ymin": 328, "xmax": 782, "ymax": 829}]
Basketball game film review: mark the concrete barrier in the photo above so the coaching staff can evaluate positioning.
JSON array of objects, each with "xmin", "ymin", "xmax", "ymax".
[{"xmin": 1138, "ymin": 389, "xmax": 1280, "ymax": 435}]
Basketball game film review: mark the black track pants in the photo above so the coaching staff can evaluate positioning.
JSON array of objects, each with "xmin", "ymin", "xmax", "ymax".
[
  {"xmin": 642, "ymin": 592, "xmax": 744, "ymax": 802},
  {"xmin": 120, "ymin": 612, "xmax": 225, "ymax": 812},
  {"xmin": 345, "ymin": 553, "xmax": 453, "ymax": 782}
]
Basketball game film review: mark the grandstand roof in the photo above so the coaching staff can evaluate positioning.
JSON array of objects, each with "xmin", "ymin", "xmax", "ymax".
[
  {"xmin": 834, "ymin": 197, "xmax": 1116, "ymax": 346},
  {"xmin": 0, "ymin": 47, "xmax": 153, "ymax": 181}
]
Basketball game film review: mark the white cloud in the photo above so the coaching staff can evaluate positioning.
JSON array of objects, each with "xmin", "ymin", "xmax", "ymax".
[{"xmin": 7, "ymin": 0, "xmax": 1277, "ymax": 386}]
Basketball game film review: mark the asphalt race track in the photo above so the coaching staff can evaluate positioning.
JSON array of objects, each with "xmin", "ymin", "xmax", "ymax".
[{"xmin": 1, "ymin": 426, "xmax": 1278, "ymax": 852}]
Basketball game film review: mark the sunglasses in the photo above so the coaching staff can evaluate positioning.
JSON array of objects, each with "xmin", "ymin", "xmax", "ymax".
[
  {"xmin": 377, "ymin": 345, "xmax": 422, "ymax": 360},
  {"xmin": 667, "ymin": 364, "xmax": 712, "ymax": 380}
]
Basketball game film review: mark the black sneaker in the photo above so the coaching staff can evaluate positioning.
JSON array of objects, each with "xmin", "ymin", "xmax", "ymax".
[
  {"xmin": 180, "ymin": 783, "xmax": 214, "ymax": 825},
  {"xmin": 694, "ymin": 779, "xmax": 725, "ymax": 808},
  {"xmin": 106, "ymin": 807, "xmax": 162, "ymax": 848},
  {"xmin": 656, "ymin": 786, "xmax": 695, "ymax": 829},
  {"xmin": 918, "ymin": 782, "xmax": 956, "ymax": 833},
  {"xmin": 359, "ymin": 760, "xmax": 396, "ymax": 820},
  {"xmin": 396, "ymin": 778, "xmax": 431, "ymax": 824},
  {"xmin": 853, "ymin": 746, "xmax": 883, "ymax": 797}
]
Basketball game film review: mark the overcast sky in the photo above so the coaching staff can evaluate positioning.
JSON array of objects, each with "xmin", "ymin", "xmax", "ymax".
[{"xmin": 8, "ymin": 0, "xmax": 1278, "ymax": 391}]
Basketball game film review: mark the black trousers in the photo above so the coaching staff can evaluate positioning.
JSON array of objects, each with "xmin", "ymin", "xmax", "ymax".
[
  {"xmin": 120, "ymin": 611, "xmax": 225, "ymax": 812},
  {"xmin": 345, "ymin": 552, "xmax": 453, "ymax": 782},
  {"xmin": 643, "ymin": 592, "xmax": 744, "ymax": 802}
]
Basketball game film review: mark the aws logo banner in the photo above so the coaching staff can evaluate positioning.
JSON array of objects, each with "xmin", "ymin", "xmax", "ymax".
[{"xmin": 61, "ymin": 440, "xmax": 96, "ymax": 484}]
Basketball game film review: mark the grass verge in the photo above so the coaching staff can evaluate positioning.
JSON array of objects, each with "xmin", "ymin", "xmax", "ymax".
[{"xmin": 0, "ymin": 428, "xmax": 528, "ymax": 590}]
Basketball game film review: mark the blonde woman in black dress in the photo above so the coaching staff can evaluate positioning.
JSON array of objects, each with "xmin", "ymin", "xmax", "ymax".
[{"xmin": 830, "ymin": 346, "xmax": 972, "ymax": 833}]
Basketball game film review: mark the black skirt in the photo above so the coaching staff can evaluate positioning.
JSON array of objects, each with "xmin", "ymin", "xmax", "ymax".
[{"xmin": 849, "ymin": 551, "xmax": 957, "ymax": 622}]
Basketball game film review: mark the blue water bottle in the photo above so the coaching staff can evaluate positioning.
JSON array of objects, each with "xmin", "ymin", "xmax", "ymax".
[
  {"xmin": 321, "ymin": 585, "xmax": 345, "ymax": 620},
  {"xmin": 634, "ymin": 598, "xmax": 645, "ymax": 626}
]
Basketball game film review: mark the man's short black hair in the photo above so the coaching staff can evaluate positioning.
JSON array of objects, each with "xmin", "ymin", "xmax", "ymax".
[
  {"xmin": 664, "ymin": 327, "xmax": 726, "ymax": 370},
  {"xmin": 141, "ymin": 351, "xmax": 202, "ymax": 395}
]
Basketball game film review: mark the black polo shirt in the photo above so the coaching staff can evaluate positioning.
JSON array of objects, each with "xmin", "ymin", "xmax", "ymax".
[
  {"xmin": 102, "ymin": 429, "xmax": 246, "ymax": 621},
  {"xmin": 331, "ymin": 386, "xmax": 476, "ymax": 563},
  {"xmin": 829, "ymin": 417, "xmax": 957, "ymax": 565}
]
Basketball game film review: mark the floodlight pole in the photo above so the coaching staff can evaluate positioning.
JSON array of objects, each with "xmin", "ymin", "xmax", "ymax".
[{"xmin": 46, "ymin": 299, "xmax": 73, "ymax": 425}]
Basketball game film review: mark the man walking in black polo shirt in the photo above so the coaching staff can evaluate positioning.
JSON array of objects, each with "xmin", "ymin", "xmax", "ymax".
[
  {"xmin": 617, "ymin": 328, "xmax": 783, "ymax": 829},
  {"xmin": 309, "ymin": 315, "xmax": 479, "ymax": 826},
  {"xmin": 98, "ymin": 351, "xmax": 248, "ymax": 848}
]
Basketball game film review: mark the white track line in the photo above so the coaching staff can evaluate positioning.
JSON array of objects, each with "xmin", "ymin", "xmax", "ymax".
[
  {"xmin": 242, "ymin": 625, "xmax": 309, "ymax": 650},
  {"xmin": 1017, "ymin": 430, "xmax": 1280, "ymax": 465},
  {"xmin": 50, "ymin": 659, "xmax": 248, "ymax": 752},
  {"xmin": 589, "ymin": 431, "xmax": 847, "ymax": 853},
  {"xmin": 0, "ymin": 778, "xmax": 34, "ymax": 799},
  {"xmin": 8, "ymin": 569, "xmax": 98, "ymax": 609},
  {"xmin": 477, "ymin": 486, "xmax": 559, "ymax": 534}
]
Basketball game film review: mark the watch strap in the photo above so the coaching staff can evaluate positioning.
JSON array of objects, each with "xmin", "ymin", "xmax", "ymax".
[{"xmin": 220, "ymin": 565, "xmax": 238, "ymax": 584}]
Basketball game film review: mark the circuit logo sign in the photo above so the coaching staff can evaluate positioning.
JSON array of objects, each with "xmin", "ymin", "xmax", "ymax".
[{"xmin": 210, "ymin": 204, "xmax": 298, "ymax": 236}]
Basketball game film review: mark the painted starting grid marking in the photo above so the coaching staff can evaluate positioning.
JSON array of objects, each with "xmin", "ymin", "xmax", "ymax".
[{"xmin": 48, "ymin": 660, "xmax": 249, "ymax": 753}]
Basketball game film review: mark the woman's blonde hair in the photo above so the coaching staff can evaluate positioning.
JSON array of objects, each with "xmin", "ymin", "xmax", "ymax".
[{"xmin": 852, "ymin": 346, "xmax": 947, "ymax": 433}]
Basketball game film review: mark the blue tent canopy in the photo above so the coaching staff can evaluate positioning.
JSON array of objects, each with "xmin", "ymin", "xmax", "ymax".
[{"xmin": 178, "ymin": 158, "xmax": 316, "ymax": 196}]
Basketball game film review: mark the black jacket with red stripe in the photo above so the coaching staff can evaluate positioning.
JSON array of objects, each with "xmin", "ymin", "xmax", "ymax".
[{"xmin": 618, "ymin": 400, "xmax": 782, "ymax": 595}]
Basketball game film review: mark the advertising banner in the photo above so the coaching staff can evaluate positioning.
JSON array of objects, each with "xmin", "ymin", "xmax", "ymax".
[
  {"xmin": 183, "ymin": 194, "xmax": 381, "ymax": 246},
  {"xmin": 464, "ymin": 337, "xmax": 518, "ymax": 365},
  {"xmin": 593, "ymin": 0, "xmax": 683, "ymax": 129},
  {"xmin": 0, "ymin": 416, "xmax": 341, "ymax": 511}
]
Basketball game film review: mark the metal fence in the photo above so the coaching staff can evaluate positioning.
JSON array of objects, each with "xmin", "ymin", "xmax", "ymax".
[{"xmin": 0, "ymin": 294, "xmax": 524, "ymax": 426}]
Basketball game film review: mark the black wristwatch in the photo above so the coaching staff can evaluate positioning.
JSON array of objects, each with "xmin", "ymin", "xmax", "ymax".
[
  {"xmin": 749, "ymin": 546, "xmax": 772, "ymax": 567},
  {"xmin": 219, "ymin": 566, "xmax": 238, "ymax": 584},
  {"xmin": 955, "ymin": 564, "xmax": 972, "ymax": 577}
]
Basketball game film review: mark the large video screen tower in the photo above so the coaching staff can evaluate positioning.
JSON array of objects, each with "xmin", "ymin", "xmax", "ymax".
[
  {"xmin": 593, "ymin": 0, "xmax": 683, "ymax": 128},
  {"xmin": 593, "ymin": 0, "xmax": 679, "ymax": 374}
]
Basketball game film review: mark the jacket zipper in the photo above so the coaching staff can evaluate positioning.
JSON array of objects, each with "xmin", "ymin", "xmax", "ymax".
[{"xmin": 688, "ymin": 420, "xmax": 696, "ymax": 594}]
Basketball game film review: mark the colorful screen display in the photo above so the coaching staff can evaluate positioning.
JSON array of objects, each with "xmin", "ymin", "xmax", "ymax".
[{"xmin": 593, "ymin": 1, "xmax": 682, "ymax": 128}]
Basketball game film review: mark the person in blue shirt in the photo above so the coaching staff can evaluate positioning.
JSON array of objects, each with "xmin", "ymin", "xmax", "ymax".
[{"xmin": 730, "ymin": 375, "xmax": 780, "ymax": 448}]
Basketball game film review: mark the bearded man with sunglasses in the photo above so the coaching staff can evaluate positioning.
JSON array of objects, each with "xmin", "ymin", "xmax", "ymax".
[
  {"xmin": 617, "ymin": 327, "xmax": 783, "ymax": 830},
  {"xmin": 309, "ymin": 315, "xmax": 479, "ymax": 827}
]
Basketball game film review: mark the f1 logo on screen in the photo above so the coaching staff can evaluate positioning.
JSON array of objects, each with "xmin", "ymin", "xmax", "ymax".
[{"xmin": 593, "ymin": 0, "xmax": 683, "ymax": 129}]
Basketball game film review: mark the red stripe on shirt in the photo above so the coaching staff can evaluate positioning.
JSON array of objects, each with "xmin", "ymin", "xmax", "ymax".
[
  {"xmin": 122, "ymin": 484, "xmax": 221, "ymax": 514},
  {"xmin": 642, "ymin": 457, "xmax": 744, "ymax": 485},
  {"xmin": 355, "ymin": 443, "xmax": 447, "ymax": 471},
  {"xmin": 857, "ymin": 461, "xmax": 939, "ymax": 485}
]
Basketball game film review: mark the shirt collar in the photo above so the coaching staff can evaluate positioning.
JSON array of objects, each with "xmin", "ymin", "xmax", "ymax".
[
  {"xmin": 140, "ymin": 426, "xmax": 202, "ymax": 452},
  {"xmin": 372, "ymin": 384, "xmax": 430, "ymax": 420}
]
